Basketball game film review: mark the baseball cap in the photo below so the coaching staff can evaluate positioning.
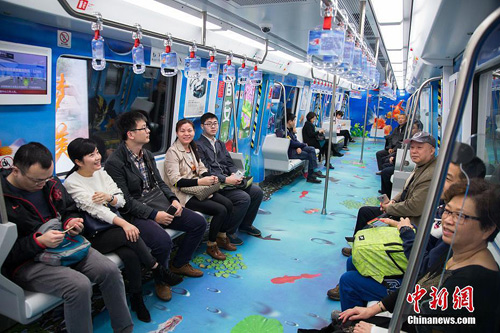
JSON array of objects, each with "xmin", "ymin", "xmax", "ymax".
[{"xmin": 403, "ymin": 131, "xmax": 436, "ymax": 146}]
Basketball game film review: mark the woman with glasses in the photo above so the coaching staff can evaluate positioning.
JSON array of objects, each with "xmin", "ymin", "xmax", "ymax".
[
  {"xmin": 64, "ymin": 138, "xmax": 179, "ymax": 323},
  {"xmin": 337, "ymin": 179, "xmax": 500, "ymax": 333},
  {"xmin": 164, "ymin": 119, "xmax": 237, "ymax": 261}
]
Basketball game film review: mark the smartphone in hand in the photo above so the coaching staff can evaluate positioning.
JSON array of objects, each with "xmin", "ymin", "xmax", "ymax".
[
  {"xmin": 377, "ymin": 194, "xmax": 389, "ymax": 204},
  {"xmin": 235, "ymin": 170, "xmax": 244, "ymax": 180},
  {"xmin": 166, "ymin": 205, "xmax": 177, "ymax": 215}
]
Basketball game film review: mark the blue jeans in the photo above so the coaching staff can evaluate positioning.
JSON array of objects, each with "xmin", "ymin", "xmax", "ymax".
[
  {"xmin": 289, "ymin": 146, "xmax": 318, "ymax": 174},
  {"xmin": 339, "ymin": 257, "xmax": 402, "ymax": 311}
]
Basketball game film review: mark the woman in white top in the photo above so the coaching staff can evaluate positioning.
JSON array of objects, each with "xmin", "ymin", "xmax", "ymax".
[{"xmin": 64, "ymin": 138, "xmax": 180, "ymax": 323}]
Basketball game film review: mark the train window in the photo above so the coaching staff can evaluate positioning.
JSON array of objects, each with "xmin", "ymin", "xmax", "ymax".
[{"xmin": 55, "ymin": 56, "xmax": 176, "ymax": 175}]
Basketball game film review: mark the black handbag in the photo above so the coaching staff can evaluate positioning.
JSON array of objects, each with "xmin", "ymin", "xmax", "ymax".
[
  {"xmin": 138, "ymin": 186, "xmax": 171, "ymax": 211},
  {"xmin": 316, "ymin": 132, "xmax": 326, "ymax": 141},
  {"xmin": 83, "ymin": 206, "xmax": 120, "ymax": 237}
]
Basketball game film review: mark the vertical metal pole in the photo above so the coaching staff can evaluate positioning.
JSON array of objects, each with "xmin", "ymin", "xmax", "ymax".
[
  {"xmin": 359, "ymin": 89, "xmax": 370, "ymax": 163},
  {"xmin": 231, "ymin": 82, "xmax": 239, "ymax": 152},
  {"xmin": 359, "ymin": 0, "xmax": 367, "ymax": 40},
  {"xmin": 0, "ymin": 174, "xmax": 8, "ymax": 224},
  {"xmin": 430, "ymin": 83, "xmax": 434, "ymax": 136},
  {"xmin": 321, "ymin": 75, "xmax": 338, "ymax": 215},
  {"xmin": 373, "ymin": 93, "xmax": 381, "ymax": 141},
  {"xmin": 201, "ymin": 11, "xmax": 207, "ymax": 46}
]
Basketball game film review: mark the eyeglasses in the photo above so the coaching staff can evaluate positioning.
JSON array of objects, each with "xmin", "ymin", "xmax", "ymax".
[
  {"xmin": 19, "ymin": 169, "xmax": 54, "ymax": 185},
  {"xmin": 203, "ymin": 122, "xmax": 218, "ymax": 127},
  {"xmin": 130, "ymin": 126, "xmax": 150, "ymax": 132},
  {"xmin": 442, "ymin": 207, "xmax": 480, "ymax": 224}
]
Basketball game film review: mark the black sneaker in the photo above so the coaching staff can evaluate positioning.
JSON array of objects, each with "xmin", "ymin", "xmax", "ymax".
[
  {"xmin": 239, "ymin": 225, "xmax": 262, "ymax": 237},
  {"xmin": 228, "ymin": 233, "xmax": 244, "ymax": 245},
  {"xmin": 153, "ymin": 265, "xmax": 183, "ymax": 286},
  {"xmin": 313, "ymin": 171, "xmax": 326, "ymax": 178},
  {"xmin": 307, "ymin": 176, "xmax": 322, "ymax": 184}
]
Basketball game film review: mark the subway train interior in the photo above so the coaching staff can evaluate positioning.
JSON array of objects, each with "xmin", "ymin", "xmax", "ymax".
[{"xmin": 1, "ymin": 0, "xmax": 500, "ymax": 332}]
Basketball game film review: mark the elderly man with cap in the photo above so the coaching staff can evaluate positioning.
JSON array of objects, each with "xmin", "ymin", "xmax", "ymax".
[{"xmin": 341, "ymin": 132, "xmax": 437, "ymax": 257}]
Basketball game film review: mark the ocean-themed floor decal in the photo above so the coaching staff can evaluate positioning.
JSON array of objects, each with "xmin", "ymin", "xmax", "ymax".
[{"xmin": 7, "ymin": 140, "xmax": 385, "ymax": 333}]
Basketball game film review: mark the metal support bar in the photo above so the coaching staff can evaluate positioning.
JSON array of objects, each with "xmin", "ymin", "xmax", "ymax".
[
  {"xmin": 255, "ymin": 81, "xmax": 270, "ymax": 153},
  {"xmin": 0, "ymin": 173, "xmax": 8, "ymax": 224},
  {"xmin": 359, "ymin": 0, "xmax": 367, "ymax": 40},
  {"xmin": 275, "ymin": 81, "xmax": 287, "ymax": 130},
  {"xmin": 359, "ymin": 89, "xmax": 370, "ymax": 163},
  {"xmin": 201, "ymin": 11, "xmax": 207, "ymax": 46},
  {"xmin": 56, "ymin": 0, "xmax": 267, "ymax": 64},
  {"xmin": 322, "ymin": 75, "xmax": 338, "ymax": 215},
  {"xmin": 389, "ymin": 7, "xmax": 500, "ymax": 332},
  {"xmin": 231, "ymin": 82, "xmax": 239, "ymax": 152},
  {"xmin": 398, "ymin": 77, "xmax": 441, "ymax": 171}
]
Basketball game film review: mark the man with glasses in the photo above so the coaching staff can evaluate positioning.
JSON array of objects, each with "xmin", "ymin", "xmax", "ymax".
[
  {"xmin": 197, "ymin": 112, "xmax": 263, "ymax": 245},
  {"xmin": 105, "ymin": 111, "xmax": 207, "ymax": 296},
  {"xmin": 1, "ymin": 142, "xmax": 133, "ymax": 332}
]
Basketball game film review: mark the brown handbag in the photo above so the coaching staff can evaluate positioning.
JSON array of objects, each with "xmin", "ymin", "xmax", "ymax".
[{"xmin": 179, "ymin": 183, "xmax": 220, "ymax": 201}]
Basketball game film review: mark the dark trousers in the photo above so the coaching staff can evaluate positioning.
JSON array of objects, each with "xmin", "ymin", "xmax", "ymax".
[
  {"xmin": 376, "ymin": 149, "xmax": 391, "ymax": 170},
  {"xmin": 132, "ymin": 208, "xmax": 206, "ymax": 268},
  {"xmin": 222, "ymin": 184, "xmax": 263, "ymax": 234},
  {"xmin": 88, "ymin": 227, "xmax": 156, "ymax": 294},
  {"xmin": 353, "ymin": 206, "xmax": 382, "ymax": 236},
  {"xmin": 338, "ymin": 130, "xmax": 351, "ymax": 147},
  {"xmin": 185, "ymin": 192, "xmax": 235, "ymax": 242},
  {"xmin": 380, "ymin": 165, "xmax": 395, "ymax": 197},
  {"xmin": 290, "ymin": 146, "xmax": 318, "ymax": 174}
]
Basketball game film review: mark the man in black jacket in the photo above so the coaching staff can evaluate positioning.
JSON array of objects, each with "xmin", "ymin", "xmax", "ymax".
[
  {"xmin": 1, "ymin": 142, "xmax": 133, "ymax": 333},
  {"xmin": 197, "ymin": 112, "xmax": 263, "ymax": 245},
  {"xmin": 282, "ymin": 113, "xmax": 324, "ymax": 183},
  {"xmin": 375, "ymin": 114, "xmax": 407, "ymax": 171},
  {"xmin": 105, "ymin": 111, "xmax": 207, "ymax": 289}
]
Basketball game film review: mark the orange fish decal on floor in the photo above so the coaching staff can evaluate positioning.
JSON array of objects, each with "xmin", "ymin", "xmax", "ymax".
[
  {"xmin": 299, "ymin": 191, "xmax": 309, "ymax": 198},
  {"xmin": 304, "ymin": 208, "xmax": 319, "ymax": 214}
]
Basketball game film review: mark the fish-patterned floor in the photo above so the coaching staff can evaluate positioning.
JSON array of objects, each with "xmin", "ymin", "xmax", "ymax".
[{"xmin": 7, "ymin": 139, "xmax": 386, "ymax": 333}]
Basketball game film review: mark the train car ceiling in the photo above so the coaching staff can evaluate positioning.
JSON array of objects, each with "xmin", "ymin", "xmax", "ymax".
[{"xmin": 0, "ymin": 0, "xmax": 405, "ymax": 88}]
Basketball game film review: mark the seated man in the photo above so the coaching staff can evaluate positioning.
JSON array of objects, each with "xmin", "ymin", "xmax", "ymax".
[
  {"xmin": 197, "ymin": 112, "xmax": 263, "ymax": 245},
  {"xmin": 1, "ymin": 142, "xmax": 133, "ymax": 333},
  {"xmin": 379, "ymin": 120, "xmax": 423, "ymax": 197},
  {"xmin": 342, "ymin": 132, "xmax": 437, "ymax": 257},
  {"xmin": 105, "ymin": 111, "xmax": 207, "ymax": 288},
  {"xmin": 376, "ymin": 114, "xmax": 407, "ymax": 171},
  {"xmin": 328, "ymin": 156, "xmax": 487, "ymax": 310},
  {"xmin": 335, "ymin": 111, "xmax": 355, "ymax": 150},
  {"xmin": 281, "ymin": 112, "xmax": 325, "ymax": 184}
]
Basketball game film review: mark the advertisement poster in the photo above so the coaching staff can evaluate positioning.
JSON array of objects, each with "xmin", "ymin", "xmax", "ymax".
[
  {"xmin": 184, "ymin": 77, "xmax": 207, "ymax": 118},
  {"xmin": 55, "ymin": 57, "xmax": 89, "ymax": 174},
  {"xmin": 239, "ymin": 84, "xmax": 255, "ymax": 139}
]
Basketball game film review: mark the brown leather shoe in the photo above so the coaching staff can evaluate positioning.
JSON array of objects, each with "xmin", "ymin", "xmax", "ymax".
[
  {"xmin": 169, "ymin": 263, "xmax": 204, "ymax": 277},
  {"xmin": 341, "ymin": 247, "xmax": 352, "ymax": 257},
  {"xmin": 206, "ymin": 244, "xmax": 226, "ymax": 260},
  {"xmin": 155, "ymin": 284, "xmax": 172, "ymax": 301},
  {"xmin": 216, "ymin": 236, "xmax": 237, "ymax": 251},
  {"xmin": 327, "ymin": 284, "xmax": 340, "ymax": 301}
]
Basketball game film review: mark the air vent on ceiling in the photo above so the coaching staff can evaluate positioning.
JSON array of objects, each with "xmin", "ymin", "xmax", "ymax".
[{"xmin": 230, "ymin": 0, "xmax": 307, "ymax": 6}]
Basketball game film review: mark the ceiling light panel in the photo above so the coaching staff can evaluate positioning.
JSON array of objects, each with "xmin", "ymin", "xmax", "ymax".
[
  {"xmin": 387, "ymin": 50, "xmax": 403, "ymax": 63},
  {"xmin": 371, "ymin": 0, "xmax": 403, "ymax": 23},
  {"xmin": 215, "ymin": 30, "xmax": 268, "ymax": 50},
  {"xmin": 379, "ymin": 24, "xmax": 403, "ymax": 50},
  {"xmin": 122, "ymin": 0, "xmax": 221, "ymax": 30}
]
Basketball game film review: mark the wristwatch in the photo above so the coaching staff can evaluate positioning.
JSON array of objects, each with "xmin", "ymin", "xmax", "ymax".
[{"xmin": 107, "ymin": 194, "xmax": 115, "ymax": 203}]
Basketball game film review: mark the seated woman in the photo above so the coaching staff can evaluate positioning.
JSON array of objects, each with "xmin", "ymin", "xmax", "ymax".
[
  {"xmin": 64, "ymin": 138, "xmax": 180, "ymax": 323},
  {"xmin": 338, "ymin": 179, "xmax": 500, "ymax": 332},
  {"xmin": 335, "ymin": 111, "xmax": 355, "ymax": 149},
  {"xmin": 302, "ymin": 112, "xmax": 340, "ymax": 169},
  {"xmin": 164, "ymin": 119, "xmax": 237, "ymax": 261}
]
